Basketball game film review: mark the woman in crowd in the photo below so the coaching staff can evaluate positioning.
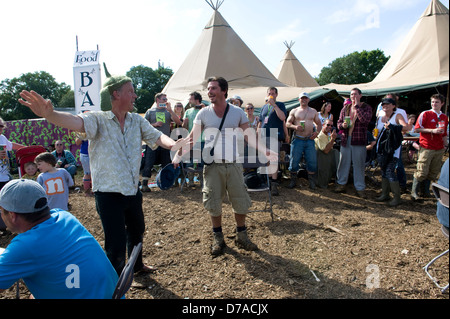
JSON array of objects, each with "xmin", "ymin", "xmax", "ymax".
[
  {"xmin": 374, "ymin": 98, "xmax": 411, "ymax": 206},
  {"xmin": 319, "ymin": 101, "xmax": 333, "ymax": 125},
  {"xmin": 245, "ymin": 103, "xmax": 259, "ymax": 130}
]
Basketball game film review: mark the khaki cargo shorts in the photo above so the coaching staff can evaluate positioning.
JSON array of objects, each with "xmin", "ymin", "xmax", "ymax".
[{"xmin": 202, "ymin": 163, "xmax": 252, "ymax": 217}]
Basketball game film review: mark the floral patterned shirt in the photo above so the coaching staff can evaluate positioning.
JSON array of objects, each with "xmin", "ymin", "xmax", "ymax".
[{"xmin": 80, "ymin": 111, "xmax": 162, "ymax": 196}]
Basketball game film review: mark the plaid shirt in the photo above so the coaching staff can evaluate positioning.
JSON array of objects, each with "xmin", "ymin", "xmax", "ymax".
[{"xmin": 337, "ymin": 102, "xmax": 372, "ymax": 147}]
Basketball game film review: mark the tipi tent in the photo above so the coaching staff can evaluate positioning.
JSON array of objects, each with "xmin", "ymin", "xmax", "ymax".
[
  {"xmin": 162, "ymin": 0, "xmax": 286, "ymax": 103},
  {"xmin": 300, "ymin": 0, "xmax": 449, "ymax": 98},
  {"xmin": 371, "ymin": 0, "xmax": 448, "ymax": 88},
  {"xmin": 274, "ymin": 41, "xmax": 319, "ymax": 88}
]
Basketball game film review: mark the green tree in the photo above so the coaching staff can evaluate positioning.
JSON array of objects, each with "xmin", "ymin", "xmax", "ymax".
[
  {"xmin": 58, "ymin": 90, "xmax": 76, "ymax": 109},
  {"xmin": 0, "ymin": 71, "xmax": 71, "ymax": 120},
  {"xmin": 126, "ymin": 64, "xmax": 173, "ymax": 113},
  {"xmin": 316, "ymin": 49, "xmax": 390, "ymax": 86}
]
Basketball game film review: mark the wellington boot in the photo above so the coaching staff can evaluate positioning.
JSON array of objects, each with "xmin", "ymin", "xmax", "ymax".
[
  {"xmin": 411, "ymin": 177, "xmax": 421, "ymax": 201},
  {"xmin": 388, "ymin": 181, "xmax": 402, "ymax": 206},
  {"xmin": 287, "ymin": 172, "xmax": 297, "ymax": 189},
  {"xmin": 375, "ymin": 178, "xmax": 391, "ymax": 202},
  {"xmin": 421, "ymin": 179, "xmax": 432, "ymax": 198},
  {"xmin": 308, "ymin": 174, "xmax": 317, "ymax": 190}
]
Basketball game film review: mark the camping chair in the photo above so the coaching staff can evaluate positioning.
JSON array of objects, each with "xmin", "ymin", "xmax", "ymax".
[
  {"xmin": 112, "ymin": 242, "xmax": 142, "ymax": 299},
  {"xmin": 179, "ymin": 150, "xmax": 203, "ymax": 191},
  {"xmin": 15, "ymin": 145, "xmax": 46, "ymax": 177},
  {"xmin": 241, "ymin": 156, "xmax": 274, "ymax": 222},
  {"xmin": 423, "ymin": 183, "xmax": 449, "ymax": 293}
]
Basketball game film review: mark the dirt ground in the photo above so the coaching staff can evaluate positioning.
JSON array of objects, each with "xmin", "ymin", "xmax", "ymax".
[{"xmin": 1, "ymin": 155, "xmax": 448, "ymax": 300}]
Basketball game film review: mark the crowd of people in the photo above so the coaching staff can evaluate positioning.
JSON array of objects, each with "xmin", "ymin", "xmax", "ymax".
[{"xmin": 0, "ymin": 75, "xmax": 448, "ymax": 299}]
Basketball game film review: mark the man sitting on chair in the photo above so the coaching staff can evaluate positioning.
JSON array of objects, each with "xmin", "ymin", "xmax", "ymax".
[{"xmin": 51, "ymin": 140, "xmax": 77, "ymax": 179}]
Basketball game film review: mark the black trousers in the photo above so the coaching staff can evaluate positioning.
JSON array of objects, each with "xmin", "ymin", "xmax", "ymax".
[
  {"xmin": 142, "ymin": 145, "xmax": 171, "ymax": 178},
  {"xmin": 94, "ymin": 191, "xmax": 145, "ymax": 275}
]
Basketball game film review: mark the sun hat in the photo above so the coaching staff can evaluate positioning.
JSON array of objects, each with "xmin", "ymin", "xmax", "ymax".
[
  {"xmin": 100, "ymin": 74, "xmax": 133, "ymax": 111},
  {"xmin": 0, "ymin": 179, "xmax": 48, "ymax": 213},
  {"xmin": 156, "ymin": 163, "xmax": 181, "ymax": 190}
]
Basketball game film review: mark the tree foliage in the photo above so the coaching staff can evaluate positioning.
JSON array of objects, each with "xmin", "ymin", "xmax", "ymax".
[
  {"xmin": 0, "ymin": 64, "xmax": 173, "ymax": 120},
  {"xmin": 0, "ymin": 71, "xmax": 71, "ymax": 121},
  {"xmin": 316, "ymin": 49, "xmax": 390, "ymax": 86},
  {"xmin": 126, "ymin": 64, "xmax": 173, "ymax": 113}
]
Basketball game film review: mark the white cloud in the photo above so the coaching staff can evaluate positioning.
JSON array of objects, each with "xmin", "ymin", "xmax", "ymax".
[
  {"xmin": 328, "ymin": 0, "xmax": 420, "ymax": 34},
  {"xmin": 265, "ymin": 20, "xmax": 309, "ymax": 45},
  {"xmin": 322, "ymin": 36, "xmax": 332, "ymax": 45}
]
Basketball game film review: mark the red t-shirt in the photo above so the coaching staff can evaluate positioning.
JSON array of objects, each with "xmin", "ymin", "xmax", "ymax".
[{"xmin": 415, "ymin": 110, "xmax": 448, "ymax": 150}]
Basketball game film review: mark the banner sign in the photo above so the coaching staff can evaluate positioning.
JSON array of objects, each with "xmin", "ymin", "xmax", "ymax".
[{"xmin": 73, "ymin": 50, "xmax": 101, "ymax": 114}]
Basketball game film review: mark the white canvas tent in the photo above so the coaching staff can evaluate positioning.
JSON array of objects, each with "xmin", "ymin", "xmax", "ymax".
[
  {"xmin": 162, "ymin": 0, "xmax": 287, "ymax": 104},
  {"xmin": 274, "ymin": 41, "xmax": 319, "ymax": 88}
]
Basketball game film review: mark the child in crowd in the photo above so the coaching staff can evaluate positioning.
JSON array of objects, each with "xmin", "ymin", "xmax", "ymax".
[
  {"xmin": 21, "ymin": 162, "xmax": 39, "ymax": 180},
  {"xmin": 35, "ymin": 152, "xmax": 74, "ymax": 211}
]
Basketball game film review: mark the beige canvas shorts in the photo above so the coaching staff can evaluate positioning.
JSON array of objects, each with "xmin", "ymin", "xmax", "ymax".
[{"xmin": 202, "ymin": 163, "xmax": 252, "ymax": 217}]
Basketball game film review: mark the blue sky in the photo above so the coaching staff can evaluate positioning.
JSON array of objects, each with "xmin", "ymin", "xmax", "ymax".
[{"xmin": 1, "ymin": 0, "xmax": 448, "ymax": 87}]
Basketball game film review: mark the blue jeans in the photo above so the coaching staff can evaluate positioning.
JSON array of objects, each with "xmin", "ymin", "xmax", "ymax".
[
  {"xmin": 65, "ymin": 164, "xmax": 77, "ymax": 178},
  {"xmin": 378, "ymin": 154, "xmax": 399, "ymax": 182},
  {"xmin": 288, "ymin": 138, "xmax": 317, "ymax": 173},
  {"xmin": 396, "ymin": 151, "xmax": 406, "ymax": 187},
  {"xmin": 337, "ymin": 136, "xmax": 366, "ymax": 191}
]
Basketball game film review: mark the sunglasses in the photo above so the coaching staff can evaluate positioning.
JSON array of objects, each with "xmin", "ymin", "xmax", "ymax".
[
  {"xmin": 246, "ymin": 107, "xmax": 254, "ymax": 110},
  {"xmin": 0, "ymin": 125, "xmax": 4, "ymax": 128},
  {"xmin": 326, "ymin": 124, "xmax": 333, "ymax": 127}
]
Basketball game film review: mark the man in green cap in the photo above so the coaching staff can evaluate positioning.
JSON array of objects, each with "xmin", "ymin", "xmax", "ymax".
[{"xmin": 18, "ymin": 76, "xmax": 188, "ymax": 276}]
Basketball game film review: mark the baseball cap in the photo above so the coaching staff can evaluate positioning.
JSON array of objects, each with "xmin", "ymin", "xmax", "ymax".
[
  {"xmin": 299, "ymin": 92, "xmax": 310, "ymax": 99},
  {"xmin": 232, "ymin": 95, "xmax": 243, "ymax": 102},
  {"xmin": 156, "ymin": 163, "xmax": 181, "ymax": 190},
  {"xmin": 0, "ymin": 179, "xmax": 48, "ymax": 213},
  {"xmin": 381, "ymin": 98, "xmax": 396, "ymax": 105},
  {"xmin": 343, "ymin": 98, "xmax": 352, "ymax": 106}
]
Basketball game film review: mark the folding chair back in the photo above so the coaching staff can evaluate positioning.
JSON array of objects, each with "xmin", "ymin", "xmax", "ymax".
[
  {"xmin": 432, "ymin": 182, "xmax": 449, "ymax": 208},
  {"xmin": 423, "ymin": 183, "xmax": 449, "ymax": 293},
  {"xmin": 241, "ymin": 156, "xmax": 273, "ymax": 221},
  {"xmin": 112, "ymin": 242, "xmax": 142, "ymax": 299},
  {"xmin": 15, "ymin": 145, "xmax": 47, "ymax": 177}
]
